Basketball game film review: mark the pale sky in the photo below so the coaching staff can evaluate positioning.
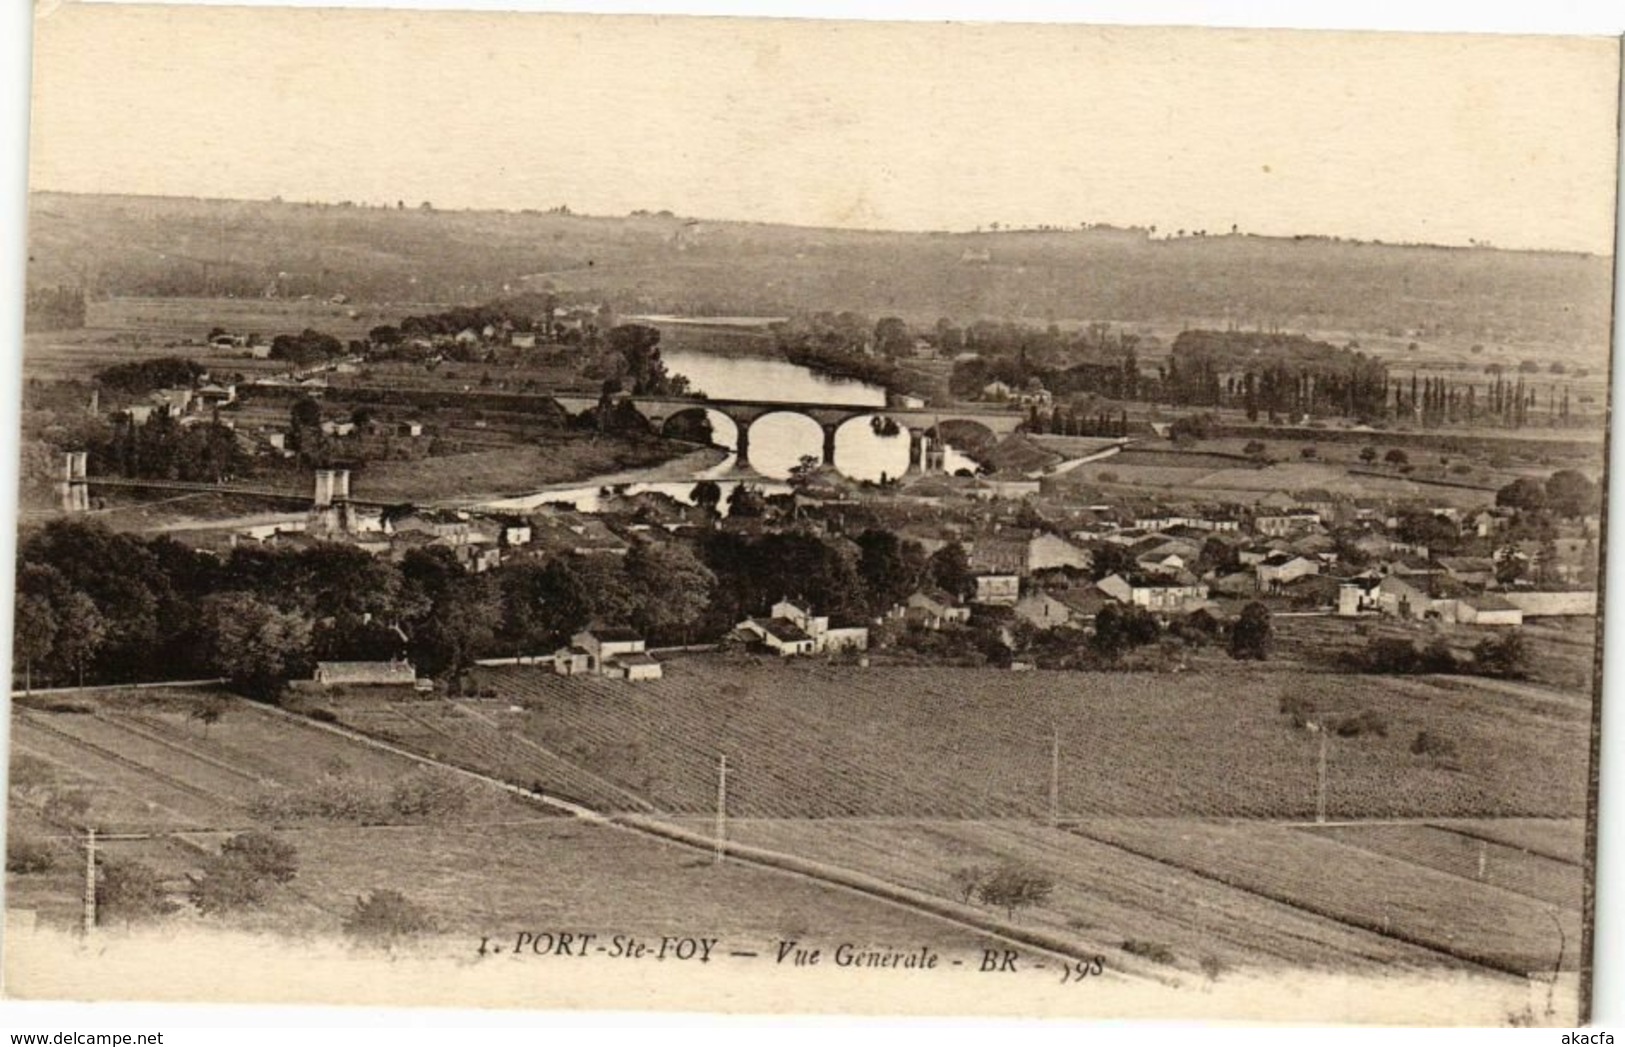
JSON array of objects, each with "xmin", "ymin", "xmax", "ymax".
[{"xmin": 26, "ymin": 5, "xmax": 1624, "ymax": 253}]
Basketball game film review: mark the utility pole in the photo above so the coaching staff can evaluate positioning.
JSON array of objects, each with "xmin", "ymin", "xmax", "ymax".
[
  {"xmin": 1316, "ymin": 725, "xmax": 1328, "ymax": 824},
  {"xmin": 714, "ymin": 754, "xmax": 728, "ymax": 865},
  {"xmin": 1305, "ymin": 722, "xmax": 1328, "ymax": 824},
  {"xmin": 82, "ymin": 826, "xmax": 96, "ymax": 937},
  {"xmin": 1049, "ymin": 721, "xmax": 1060, "ymax": 828}
]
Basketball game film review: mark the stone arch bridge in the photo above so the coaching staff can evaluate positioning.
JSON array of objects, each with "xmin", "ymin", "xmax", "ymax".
[{"xmin": 551, "ymin": 394, "xmax": 1024, "ymax": 470}]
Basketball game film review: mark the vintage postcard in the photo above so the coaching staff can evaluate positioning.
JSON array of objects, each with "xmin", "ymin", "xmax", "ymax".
[{"xmin": 3, "ymin": 3, "xmax": 1620, "ymax": 1029}]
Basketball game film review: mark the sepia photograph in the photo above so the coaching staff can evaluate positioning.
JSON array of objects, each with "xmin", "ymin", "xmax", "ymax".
[{"xmin": 2, "ymin": 1, "xmax": 1621, "ymax": 1034}]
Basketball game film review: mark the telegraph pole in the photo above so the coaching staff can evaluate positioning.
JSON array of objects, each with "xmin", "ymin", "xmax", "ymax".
[
  {"xmin": 1316, "ymin": 725, "xmax": 1328, "ymax": 824},
  {"xmin": 82, "ymin": 826, "xmax": 96, "ymax": 937},
  {"xmin": 714, "ymin": 754, "xmax": 728, "ymax": 865},
  {"xmin": 1305, "ymin": 722, "xmax": 1329, "ymax": 824},
  {"xmin": 1049, "ymin": 722, "xmax": 1060, "ymax": 828}
]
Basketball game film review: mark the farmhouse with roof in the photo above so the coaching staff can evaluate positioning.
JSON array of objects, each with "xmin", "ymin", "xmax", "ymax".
[
  {"xmin": 1014, "ymin": 590, "xmax": 1076, "ymax": 630},
  {"xmin": 1256, "ymin": 552, "xmax": 1321, "ymax": 591},
  {"xmin": 903, "ymin": 589, "xmax": 973, "ymax": 629},
  {"xmin": 312, "ymin": 659, "xmax": 428, "ymax": 691},
  {"xmin": 554, "ymin": 627, "xmax": 663, "ymax": 680},
  {"xmin": 1097, "ymin": 572, "xmax": 1209, "ymax": 612},
  {"xmin": 970, "ymin": 573, "xmax": 1021, "ymax": 606},
  {"xmin": 735, "ymin": 599, "xmax": 869, "ymax": 656}
]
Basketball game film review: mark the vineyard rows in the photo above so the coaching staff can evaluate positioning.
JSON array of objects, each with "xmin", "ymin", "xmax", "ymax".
[
  {"xmin": 10, "ymin": 716, "xmax": 230, "ymax": 828},
  {"xmin": 462, "ymin": 660, "xmax": 1589, "ymax": 819},
  {"xmin": 1065, "ymin": 819, "xmax": 1581, "ymax": 976},
  {"xmin": 340, "ymin": 704, "xmax": 645, "ymax": 811},
  {"xmin": 1426, "ymin": 818, "xmax": 1586, "ymax": 866},
  {"xmin": 1305, "ymin": 823, "xmax": 1580, "ymax": 909},
  {"xmin": 715, "ymin": 817, "xmax": 1452, "ymax": 974}
]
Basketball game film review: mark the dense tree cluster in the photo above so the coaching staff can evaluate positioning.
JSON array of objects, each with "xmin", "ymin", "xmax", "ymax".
[
  {"xmin": 269, "ymin": 328, "xmax": 347, "ymax": 366},
  {"xmin": 946, "ymin": 320, "xmax": 1579, "ymax": 431},
  {"xmin": 88, "ymin": 413, "xmax": 245, "ymax": 483},
  {"xmin": 1167, "ymin": 331, "xmax": 1389, "ymax": 421},
  {"xmin": 94, "ymin": 356, "xmax": 208, "ymax": 394},
  {"xmin": 771, "ymin": 313, "xmax": 907, "ymax": 391},
  {"xmin": 597, "ymin": 324, "xmax": 689, "ymax": 397},
  {"xmin": 1497, "ymin": 469, "xmax": 1599, "ymax": 519},
  {"xmin": 13, "ymin": 519, "xmax": 950, "ymax": 693}
]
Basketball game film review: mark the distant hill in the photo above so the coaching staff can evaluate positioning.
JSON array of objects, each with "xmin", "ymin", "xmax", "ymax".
[{"xmin": 26, "ymin": 192, "xmax": 1613, "ymax": 354}]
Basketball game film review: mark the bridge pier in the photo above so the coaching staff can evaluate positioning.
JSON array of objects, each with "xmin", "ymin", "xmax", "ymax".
[
  {"xmin": 735, "ymin": 423, "xmax": 751, "ymax": 467},
  {"xmin": 57, "ymin": 452, "xmax": 89, "ymax": 513},
  {"xmin": 908, "ymin": 430, "xmax": 940, "ymax": 475},
  {"xmin": 821, "ymin": 424, "xmax": 838, "ymax": 466}
]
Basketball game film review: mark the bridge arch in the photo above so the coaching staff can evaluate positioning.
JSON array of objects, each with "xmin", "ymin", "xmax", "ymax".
[
  {"xmin": 745, "ymin": 410, "xmax": 825, "ymax": 479},
  {"xmin": 658, "ymin": 406, "xmax": 738, "ymax": 452},
  {"xmin": 926, "ymin": 418, "xmax": 999, "ymax": 458},
  {"xmin": 831, "ymin": 413, "xmax": 912, "ymax": 483}
]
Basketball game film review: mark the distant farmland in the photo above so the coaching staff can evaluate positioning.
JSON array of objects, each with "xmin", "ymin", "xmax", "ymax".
[{"xmin": 27, "ymin": 192, "xmax": 1614, "ymax": 359}]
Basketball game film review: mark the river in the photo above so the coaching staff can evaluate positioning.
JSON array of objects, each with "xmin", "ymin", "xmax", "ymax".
[{"xmin": 474, "ymin": 341, "xmax": 975, "ymax": 514}]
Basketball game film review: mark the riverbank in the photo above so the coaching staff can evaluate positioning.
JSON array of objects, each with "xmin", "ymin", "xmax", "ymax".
[{"xmin": 355, "ymin": 435, "xmax": 716, "ymax": 507}]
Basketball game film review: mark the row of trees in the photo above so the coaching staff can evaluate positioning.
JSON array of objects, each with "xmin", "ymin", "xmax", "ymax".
[
  {"xmin": 379, "ymin": 292, "xmax": 608, "ymax": 347},
  {"xmin": 1167, "ymin": 331, "xmax": 1390, "ymax": 420}
]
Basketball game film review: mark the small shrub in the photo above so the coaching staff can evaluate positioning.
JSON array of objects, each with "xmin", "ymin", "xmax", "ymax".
[
  {"xmin": 344, "ymin": 889, "xmax": 436, "ymax": 947},
  {"xmin": 1411, "ymin": 730, "xmax": 1459, "ymax": 761},
  {"xmin": 1199, "ymin": 953, "xmax": 1227, "ymax": 982},
  {"xmin": 1097, "ymin": 471, "xmax": 1119, "ymax": 483},
  {"xmin": 221, "ymin": 830, "xmax": 299, "ymax": 884},
  {"xmin": 389, "ymin": 769, "xmax": 472, "ymax": 821},
  {"xmin": 1279, "ymin": 694, "xmax": 1316, "ymax": 728},
  {"xmin": 949, "ymin": 865, "xmax": 987, "ymax": 904},
  {"xmin": 1473, "ymin": 631, "xmax": 1528, "ymax": 679},
  {"xmin": 306, "ymin": 708, "xmax": 339, "ymax": 724},
  {"xmin": 1333, "ymin": 709, "xmax": 1388, "ymax": 738},
  {"xmin": 7, "ymin": 835, "xmax": 59, "ymax": 874},
  {"xmin": 97, "ymin": 858, "xmax": 178, "ymax": 927},
  {"xmin": 189, "ymin": 852, "xmax": 271, "ymax": 915},
  {"xmin": 1355, "ymin": 636, "xmax": 1423, "ymax": 674},
  {"xmin": 247, "ymin": 778, "xmax": 392, "ymax": 825},
  {"xmin": 975, "ymin": 863, "xmax": 1055, "ymax": 919},
  {"xmin": 1418, "ymin": 638, "xmax": 1460, "ymax": 674},
  {"xmin": 1121, "ymin": 940, "xmax": 1177, "ymax": 965}
]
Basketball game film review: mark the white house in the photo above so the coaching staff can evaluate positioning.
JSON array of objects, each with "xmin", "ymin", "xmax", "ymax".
[
  {"xmin": 1253, "ymin": 510, "xmax": 1322, "ymax": 537},
  {"xmin": 905, "ymin": 590, "xmax": 972, "ymax": 629},
  {"xmin": 736, "ymin": 600, "xmax": 868, "ymax": 656},
  {"xmin": 313, "ymin": 659, "xmax": 425, "ymax": 690},
  {"xmin": 1014, "ymin": 591, "xmax": 1075, "ymax": 630},
  {"xmin": 1374, "ymin": 575, "xmax": 1432, "ymax": 620},
  {"xmin": 1256, "ymin": 553, "xmax": 1321, "ymax": 590},
  {"xmin": 1028, "ymin": 533, "xmax": 1093, "ymax": 573},
  {"xmin": 1097, "ymin": 573, "xmax": 1209, "ymax": 612},
  {"xmin": 1452, "ymin": 595, "xmax": 1524, "ymax": 627},
  {"xmin": 554, "ymin": 627, "xmax": 662, "ymax": 680},
  {"xmin": 972, "ymin": 574, "xmax": 1021, "ymax": 606}
]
